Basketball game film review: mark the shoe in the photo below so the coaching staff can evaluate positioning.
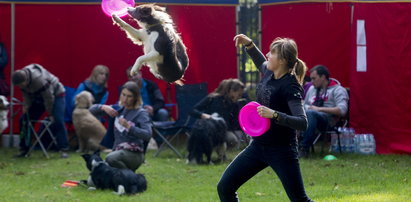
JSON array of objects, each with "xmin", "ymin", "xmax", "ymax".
[
  {"xmin": 14, "ymin": 150, "xmax": 29, "ymax": 158},
  {"xmin": 60, "ymin": 151, "xmax": 69, "ymax": 158}
]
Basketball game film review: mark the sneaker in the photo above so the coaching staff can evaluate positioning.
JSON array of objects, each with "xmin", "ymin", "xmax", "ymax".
[{"xmin": 60, "ymin": 151, "xmax": 69, "ymax": 158}]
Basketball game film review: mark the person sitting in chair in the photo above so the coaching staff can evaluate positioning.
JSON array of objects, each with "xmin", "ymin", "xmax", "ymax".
[
  {"xmin": 299, "ymin": 65, "xmax": 349, "ymax": 158},
  {"xmin": 12, "ymin": 64, "xmax": 70, "ymax": 158}
]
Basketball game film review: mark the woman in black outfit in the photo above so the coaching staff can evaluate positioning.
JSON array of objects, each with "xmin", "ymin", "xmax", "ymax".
[{"xmin": 217, "ymin": 34, "xmax": 313, "ymax": 202}]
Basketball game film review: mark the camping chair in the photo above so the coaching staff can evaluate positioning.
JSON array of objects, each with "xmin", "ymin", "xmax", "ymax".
[
  {"xmin": 311, "ymin": 88, "xmax": 350, "ymax": 154},
  {"xmin": 25, "ymin": 118, "xmax": 57, "ymax": 158},
  {"xmin": 152, "ymin": 83, "xmax": 208, "ymax": 158}
]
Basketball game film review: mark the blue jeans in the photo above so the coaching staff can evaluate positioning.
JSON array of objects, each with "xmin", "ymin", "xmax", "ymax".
[
  {"xmin": 153, "ymin": 108, "xmax": 169, "ymax": 121},
  {"xmin": 300, "ymin": 110, "xmax": 329, "ymax": 150},
  {"xmin": 19, "ymin": 95, "xmax": 69, "ymax": 151},
  {"xmin": 217, "ymin": 141, "xmax": 312, "ymax": 202}
]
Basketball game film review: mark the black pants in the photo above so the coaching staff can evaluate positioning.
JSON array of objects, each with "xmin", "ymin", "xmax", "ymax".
[{"xmin": 217, "ymin": 141, "xmax": 313, "ymax": 202}]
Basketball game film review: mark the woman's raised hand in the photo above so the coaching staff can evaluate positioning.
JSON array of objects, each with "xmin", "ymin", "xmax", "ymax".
[{"xmin": 233, "ymin": 34, "xmax": 252, "ymax": 47}]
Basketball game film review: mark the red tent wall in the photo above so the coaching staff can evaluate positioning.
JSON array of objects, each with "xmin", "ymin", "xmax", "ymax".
[
  {"xmin": 349, "ymin": 3, "xmax": 411, "ymax": 154},
  {"xmin": 0, "ymin": 3, "xmax": 237, "ymax": 133},
  {"xmin": 261, "ymin": 1, "xmax": 411, "ymax": 154},
  {"xmin": 260, "ymin": 3, "xmax": 351, "ymax": 87}
]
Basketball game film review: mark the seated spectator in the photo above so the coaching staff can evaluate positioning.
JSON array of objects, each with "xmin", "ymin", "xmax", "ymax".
[
  {"xmin": 89, "ymin": 81, "xmax": 152, "ymax": 172},
  {"xmin": 12, "ymin": 64, "xmax": 69, "ymax": 158},
  {"xmin": 191, "ymin": 78, "xmax": 246, "ymax": 150},
  {"xmin": 74, "ymin": 65, "xmax": 109, "ymax": 105},
  {"xmin": 299, "ymin": 65, "xmax": 349, "ymax": 157},
  {"xmin": 126, "ymin": 66, "xmax": 169, "ymax": 122}
]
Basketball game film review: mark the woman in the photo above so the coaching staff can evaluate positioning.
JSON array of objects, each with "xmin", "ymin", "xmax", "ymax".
[
  {"xmin": 74, "ymin": 65, "xmax": 109, "ymax": 105},
  {"xmin": 217, "ymin": 34, "xmax": 312, "ymax": 202},
  {"xmin": 89, "ymin": 81, "xmax": 152, "ymax": 172},
  {"xmin": 191, "ymin": 78, "xmax": 245, "ymax": 152}
]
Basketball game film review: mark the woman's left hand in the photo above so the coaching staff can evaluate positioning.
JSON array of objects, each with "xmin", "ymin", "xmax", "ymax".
[
  {"xmin": 257, "ymin": 106, "xmax": 276, "ymax": 119},
  {"xmin": 118, "ymin": 117, "xmax": 130, "ymax": 129}
]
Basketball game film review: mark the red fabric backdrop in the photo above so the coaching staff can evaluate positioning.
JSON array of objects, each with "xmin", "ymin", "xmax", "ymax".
[
  {"xmin": 261, "ymin": 2, "xmax": 411, "ymax": 154},
  {"xmin": 0, "ymin": 3, "xmax": 237, "ymax": 133},
  {"xmin": 349, "ymin": 3, "xmax": 411, "ymax": 154}
]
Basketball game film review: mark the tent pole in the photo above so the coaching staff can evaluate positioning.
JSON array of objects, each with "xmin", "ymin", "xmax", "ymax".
[{"xmin": 9, "ymin": 3, "xmax": 15, "ymax": 142}]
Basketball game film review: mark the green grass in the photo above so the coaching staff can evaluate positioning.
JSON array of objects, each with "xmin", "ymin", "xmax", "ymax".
[{"xmin": 0, "ymin": 147, "xmax": 410, "ymax": 202}]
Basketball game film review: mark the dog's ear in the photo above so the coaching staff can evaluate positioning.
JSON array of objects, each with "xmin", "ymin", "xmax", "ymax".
[
  {"xmin": 93, "ymin": 150, "xmax": 100, "ymax": 157},
  {"xmin": 141, "ymin": 6, "xmax": 152, "ymax": 16},
  {"xmin": 81, "ymin": 153, "xmax": 91, "ymax": 161}
]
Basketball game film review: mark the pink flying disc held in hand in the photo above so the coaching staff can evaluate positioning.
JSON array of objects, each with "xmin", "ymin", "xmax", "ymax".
[
  {"xmin": 238, "ymin": 101, "xmax": 271, "ymax": 137},
  {"xmin": 101, "ymin": 0, "xmax": 135, "ymax": 17}
]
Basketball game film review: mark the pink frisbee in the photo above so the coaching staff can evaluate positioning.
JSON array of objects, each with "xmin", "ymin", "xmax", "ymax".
[
  {"xmin": 238, "ymin": 101, "xmax": 271, "ymax": 137},
  {"xmin": 101, "ymin": 0, "xmax": 135, "ymax": 17}
]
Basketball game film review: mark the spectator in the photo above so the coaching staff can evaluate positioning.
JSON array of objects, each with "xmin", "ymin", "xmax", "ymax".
[
  {"xmin": 299, "ymin": 65, "xmax": 349, "ymax": 157},
  {"xmin": 126, "ymin": 67, "xmax": 169, "ymax": 122},
  {"xmin": 12, "ymin": 64, "xmax": 70, "ymax": 158},
  {"xmin": 191, "ymin": 78, "xmax": 245, "ymax": 151},
  {"xmin": 217, "ymin": 34, "xmax": 312, "ymax": 202},
  {"xmin": 89, "ymin": 81, "xmax": 152, "ymax": 172},
  {"xmin": 0, "ymin": 41, "xmax": 10, "ymax": 96},
  {"xmin": 74, "ymin": 65, "xmax": 109, "ymax": 105}
]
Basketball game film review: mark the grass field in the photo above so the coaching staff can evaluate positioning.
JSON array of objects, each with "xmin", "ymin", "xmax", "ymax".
[{"xmin": 0, "ymin": 146, "xmax": 410, "ymax": 202}]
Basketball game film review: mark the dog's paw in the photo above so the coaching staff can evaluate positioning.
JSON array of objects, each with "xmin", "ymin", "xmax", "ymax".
[
  {"xmin": 112, "ymin": 14, "xmax": 122, "ymax": 26},
  {"xmin": 130, "ymin": 64, "xmax": 142, "ymax": 76},
  {"xmin": 88, "ymin": 187, "xmax": 97, "ymax": 191}
]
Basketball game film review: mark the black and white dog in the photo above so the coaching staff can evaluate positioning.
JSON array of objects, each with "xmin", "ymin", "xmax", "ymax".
[
  {"xmin": 81, "ymin": 152, "xmax": 147, "ymax": 195},
  {"xmin": 187, "ymin": 113, "xmax": 228, "ymax": 164},
  {"xmin": 0, "ymin": 95, "xmax": 9, "ymax": 134},
  {"xmin": 112, "ymin": 4, "xmax": 189, "ymax": 84}
]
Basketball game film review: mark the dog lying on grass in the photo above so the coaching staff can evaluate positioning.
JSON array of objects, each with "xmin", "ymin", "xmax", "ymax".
[
  {"xmin": 81, "ymin": 151, "xmax": 147, "ymax": 195},
  {"xmin": 112, "ymin": 4, "xmax": 189, "ymax": 84}
]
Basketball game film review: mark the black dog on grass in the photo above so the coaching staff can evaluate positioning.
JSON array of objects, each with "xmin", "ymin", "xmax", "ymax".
[
  {"xmin": 81, "ymin": 151, "xmax": 147, "ymax": 195},
  {"xmin": 187, "ymin": 113, "xmax": 227, "ymax": 164}
]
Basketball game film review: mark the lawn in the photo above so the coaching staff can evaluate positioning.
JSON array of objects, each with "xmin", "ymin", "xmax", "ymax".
[{"xmin": 0, "ymin": 147, "xmax": 410, "ymax": 202}]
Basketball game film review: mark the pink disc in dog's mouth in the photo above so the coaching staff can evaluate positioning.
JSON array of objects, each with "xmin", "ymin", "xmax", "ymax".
[{"xmin": 101, "ymin": 0, "xmax": 135, "ymax": 17}]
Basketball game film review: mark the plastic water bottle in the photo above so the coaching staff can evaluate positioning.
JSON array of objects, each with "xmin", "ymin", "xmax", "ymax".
[
  {"xmin": 330, "ymin": 132, "xmax": 338, "ymax": 152},
  {"xmin": 348, "ymin": 128, "xmax": 355, "ymax": 152}
]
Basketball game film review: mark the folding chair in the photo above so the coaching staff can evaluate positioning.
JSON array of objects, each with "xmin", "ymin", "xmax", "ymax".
[
  {"xmin": 153, "ymin": 83, "xmax": 208, "ymax": 158},
  {"xmin": 25, "ymin": 118, "xmax": 58, "ymax": 158}
]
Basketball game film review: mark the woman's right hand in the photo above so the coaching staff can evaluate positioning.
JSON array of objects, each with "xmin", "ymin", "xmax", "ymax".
[
  {"xmin": 101, "ymin": 105, "xmax": 118, "ymax": 117},
  {"xmin": 233, "ymin": 34, "xmax": 253, "ymax": 47},
  {"xmin": 201, "ymin": 113, "xmax": 211, "ymax": 119}
]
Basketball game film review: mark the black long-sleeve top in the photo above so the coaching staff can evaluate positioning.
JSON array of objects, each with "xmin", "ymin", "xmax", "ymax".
[{"xmin": 247, "ymin": 46, "xmax": 307, "ymax": 146}]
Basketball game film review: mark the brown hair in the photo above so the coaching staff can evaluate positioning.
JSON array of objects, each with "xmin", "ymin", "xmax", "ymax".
[
  {"xmin": 212, "ymin": 78, "xmax": 245, "ymax": 101},
  {"xmin": 119, "ymin": 81, "xmax": 143, "ymax": 109},
  {"xmin": 269, "ymin": 37, "xmax": 307, "ymax": 85},
  {"xmin": 88, "ymin": 65, "xmax": 109, "ymax": 87}
]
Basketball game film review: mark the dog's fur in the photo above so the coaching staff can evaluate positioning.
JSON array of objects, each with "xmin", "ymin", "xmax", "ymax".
[
  {"xmin": 81, "ymin": 151, "xmax": 147, "ymax": 195},
  {"xmin": 0, "ymin": 95, "xmax": 9, "ymax": 134},
  {"xmin": 112, "ymin": 4, "xmax": 189, "ymax": 84},
  {"xmin": 72, "ymin": 91, "xmax": 106, "ymax": 153},
  {"xmin": 187, "ymin": 113, "xmax": 227, "ymax": 164}
]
